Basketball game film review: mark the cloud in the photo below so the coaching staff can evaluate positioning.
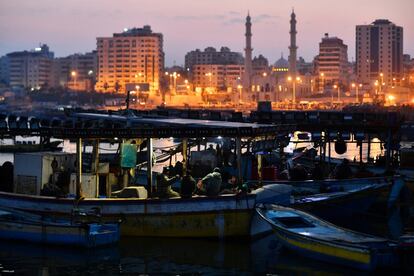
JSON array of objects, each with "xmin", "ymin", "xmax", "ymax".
[
  {"xmin": 223, "ymin": 17, "xmax": 244, "ymax": 26},
  {"xmin": 172, "ymin": 14, "xmax": 227, "ymax": 22},
  {"xmin": 228, "ymin": 11, "xmax": 241, "ymax": 16},
  {"xmin": 254, "ymin": 14, "xmax": 281, "ymax": 23}
]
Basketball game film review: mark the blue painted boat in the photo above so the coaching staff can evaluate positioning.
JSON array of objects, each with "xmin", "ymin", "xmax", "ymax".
[
  {"xmin": 0, "ymin": 208, "xmax": 120, "ymax": 248},
  {"xmin": 256, "ymin": 204, "xmax": 399, "ymax": 271}
]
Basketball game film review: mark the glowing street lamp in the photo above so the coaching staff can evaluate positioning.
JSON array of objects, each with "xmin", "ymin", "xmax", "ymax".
[
  {"xmin": 351, "ymin": 83, "xmax": 362, "ymax": 103},
  {"xmin": 374, "ymin": 80, "xmax": 379, "ymax": 95},
  {"xmin": 184, "ymin": 79, "xmax": 189, "ymax": 93},
  {"xmin": 332, "ymin": 84, "xmax": 340, "ymax": 104},
  {"xmin": 205, "ymin": 72, "xmax": 212, "ymax": 90},
  {"xmin": 237, "ymin": 84, "xmax": 243, "ymax": 104},
  {"xmin": 320, "ymin": 72, "xmax": 325, "ymax": 92},
  {"xmin": 287, "ymin": 76, "xmax": 301, "ymax": 104},
  {"xmin": 172, "ymin": 72, "xmax": 180, "ymax": 94},
  {"xmin": 71, "ymin": 71, "xmax": 77, "ymax": 90},
  {"xmin": 379, "ymin": 72, "xmax": 384, "ymax": 93}
]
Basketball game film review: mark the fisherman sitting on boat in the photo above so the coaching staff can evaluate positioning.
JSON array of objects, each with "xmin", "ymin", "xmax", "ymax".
[
  {"xmin": 196, "ymin": 167, "xmax": 222, "ymax": 196},
  {"xmin": 331, "ymin": 158, "xmax": 353, "ymax": 179},
  {"xmin": 289, "ymin": 164, "xmax": 308, "ymax": 181},
  {"xmin": 219, "ymin": 175, "xmax": 241, "ymax": 194},
  {"xmin": 310, "ymin": 161, "xmax": 325, "ymax": 180},
  {"xmin": 156, "ymin": 167, "xmax": 180, "ymax": 199},
  {"xmin": 180, "ymin": 170, "xmax": 196, "ymax": 198}
]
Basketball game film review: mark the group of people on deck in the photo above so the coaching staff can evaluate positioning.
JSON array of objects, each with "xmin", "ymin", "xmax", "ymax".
[
  {"xmin": 156, "ymin": 166, "xmax": 240, "ymax": 199},
  {"xmin": 282, "ymin": 157, "xmax": 374, "ymax": 181}
]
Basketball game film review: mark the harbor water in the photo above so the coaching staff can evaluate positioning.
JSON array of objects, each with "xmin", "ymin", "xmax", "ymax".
[
  {"xmin": 0, "ymin": 137, "xmax": 412, "ymax": 275},
  {"xmin": 1, "ymin": 229, "xmax": 411, "ymax": 275}
]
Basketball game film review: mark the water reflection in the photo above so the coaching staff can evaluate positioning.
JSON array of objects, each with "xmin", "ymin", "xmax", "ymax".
[{"xmin": 0, "ymin": 233, "xmax": 375, "ymax": 275}]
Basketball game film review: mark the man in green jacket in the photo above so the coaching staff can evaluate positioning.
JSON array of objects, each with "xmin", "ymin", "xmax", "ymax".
[{"xmin": 197, "ymin": 167, "xmax": 222, "ymax": 196}]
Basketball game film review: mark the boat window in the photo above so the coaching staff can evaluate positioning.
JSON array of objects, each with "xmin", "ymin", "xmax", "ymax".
[{"xmin": 272, "ymin": 216, "xmax": 315, "ymax": 228}]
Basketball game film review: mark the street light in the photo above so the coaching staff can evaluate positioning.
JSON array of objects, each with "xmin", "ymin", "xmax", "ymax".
[
  {"xmin": 287, "ymin": 76, "xmax": 301, "ymax": 104},
  {"xmin": 237, "ymin": 84, "xmax": 243, "ymax": 105},
  {"xmin": 205, "ymin": 72, "xmax": 212, "ymax": 91},
  {"xmin": 320, "ymin": 72, "xmax": 325, "ymax": 92},
  {"xmin": 374, "ymin": 80, "xmax": 379, "ymax": 95},
  {"xmin": 333, "ymin": 84, "xmax": 340, "ymax": 102},
  {"xmin": 379, "ymin": 72, "xmax": 384, "ymax": 93},
  {"xmin": 135, "ymin": 85, "xmax": 140, "ymax": 104},
  {"xmin": 351, "ymin": 83, "xmax": 362, "ymax": 103},
  {"xmin": 71, "ymin": 71, "xmax": 77, "ymax": 90},
  {"xmin": 172, "ymin": 72, "xmax": 180, "ymax": 94}
]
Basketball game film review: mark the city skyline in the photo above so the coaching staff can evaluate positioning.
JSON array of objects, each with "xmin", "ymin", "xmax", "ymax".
[{"xmin": 0, "ymin": 0, "xmax": 413, "ymax": 66}]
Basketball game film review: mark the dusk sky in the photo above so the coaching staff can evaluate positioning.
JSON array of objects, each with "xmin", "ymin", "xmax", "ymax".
[{"xmin": 1, "ymin": 0, "xmax": 413, "ymax": 66}]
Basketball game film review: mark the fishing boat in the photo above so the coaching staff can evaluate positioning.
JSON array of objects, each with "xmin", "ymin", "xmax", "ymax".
[
  {"xmin": 292, "ymin": 181, "xmax": 393, "ymax": 220},
  {"xmin": 0, "ymin": 207, "xmax": 120, "ymax": 248},
  {"xmin": 0, "ymin": 184, "xmax": 291, "ymax": 238},
  {"xmin": 256, "ymin": 204, "xmax": 400, "ymax": 271},
  {"xmin": 0, "ymin": 110, "xmax": 296, "ymax": 239}
]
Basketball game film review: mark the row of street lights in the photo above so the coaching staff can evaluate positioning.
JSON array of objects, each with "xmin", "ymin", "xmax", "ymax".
[{"xmin": 165, "ymin": 71, "xmax": 180, "ymax": 94}]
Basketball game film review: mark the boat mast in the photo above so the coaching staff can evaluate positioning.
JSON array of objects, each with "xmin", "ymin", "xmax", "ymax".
[
  {"xmin": 76, "ymin": 138, "xmax": 83, "ymax": 198},
  {"xmin": 182, "ymin": 138, "xmax": 188, "ymax": 173},
  {"xmin": 147, "ymin": 138, "xmax": 153, "ymax": 196},
  {"xmin": 236, "ymin": 137, "xmax": 242, "ymax": 184},
  {"xmin": 92, "ymin": 139, "xmax": 100, "ymax": 197}
]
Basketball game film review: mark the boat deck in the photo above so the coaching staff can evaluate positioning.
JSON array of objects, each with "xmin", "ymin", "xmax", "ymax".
[{"xmin": 264, "ymin": 209, "xmax": 388, "ymax": 245}]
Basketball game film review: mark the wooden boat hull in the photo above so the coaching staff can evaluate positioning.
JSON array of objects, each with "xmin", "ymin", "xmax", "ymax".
[
  {"xmin": 269, "ymin": 176, "xmax": 397, "ymax": 194},
  {"xmin": 293, "ymin": 183, "xmax": 391, "ymax": 220},
  {"xmin": 272, "ymin": 228, "xmax": 376, "ymax": 270},
  {"xmin": 0, "ymin": 192, "xmax": 257, "ymax": 238},
  {"xmin": 256, "ymin": 205, "xmax": 399, "ymax": 271},
  {"xmin": 0, "ymin": 221, "xmax": 119, "ymax": 248},
  {"xmin": 0, "ymin": 184, "xmax": 291, "ymax": 238}
]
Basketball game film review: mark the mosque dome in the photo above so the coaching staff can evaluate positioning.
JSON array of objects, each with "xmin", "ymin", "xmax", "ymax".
[{"xmin": 273, "ymin": 54, "xmax": 289, "ymax": 72}]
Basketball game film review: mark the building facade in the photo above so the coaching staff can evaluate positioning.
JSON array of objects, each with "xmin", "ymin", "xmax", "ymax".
[
  {"xmin": 192, "ymin": 64, "xmax": 244, "ymax": 92},
  {"xmin": 0, "ymin": 56, "xmax": 9, "ymax": 85},
  {"xmin": 6, "ymin": 44, "xmax": 54, "ymax": 90},
  {"xmin": 317, "ymin": 34, "xmax": 348, "ymax": 88},
  {"xmin": 52, "ymin": 51, "xmax": 97, "ymax": 91},
  {"xmin": 95, "ymin": 26, "xmax": 164, "ymax": 94},
  {"xmin": 185, "ymin": 47, "xmax": 243, "ymax": 72},
  {"xmin": 356, "ymin": 19, "xmax": 403, "ymax": 86}
]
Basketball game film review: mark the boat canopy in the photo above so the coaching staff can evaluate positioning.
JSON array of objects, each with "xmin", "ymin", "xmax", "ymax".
[{"xmin": 0, "ymin": 111, "xmax": 294, "ymax": 139}]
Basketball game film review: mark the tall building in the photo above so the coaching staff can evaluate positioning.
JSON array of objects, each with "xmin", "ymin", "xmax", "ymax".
[
  {"xmin": 317, "ymin": 34, "xmax": 349, "ymax": 87},
  {"xmin": 288, "ymin": 9, "xmax": 298, "ymax": 75},
  {"xmin": 184, "ymin": 47, "xmax": 243, "ymax": 71},
  {"xmin": 0, "ymin": 56, "xmax": 10, "ymax": 85},
  {"xmin": 356, "ymin": 19, "xmax": 403, "ymax": 86},
  {"xmin": 52, "ymin": 51, "xmax": 97, "ymax": 91},
  {"xmin": 243, "ymin": 12, "xmax": 253, "ymax": 94},
  {"xmin": 95, "ymin": 25, "xmax": 164, "ymax": 93},
  {"xmin": 6, "ymin": 44, "xmax": 54, "ymax": 89}
]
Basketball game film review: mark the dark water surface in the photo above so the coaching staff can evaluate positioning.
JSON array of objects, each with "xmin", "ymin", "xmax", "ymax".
[
  {"xmin": 0, "ymin": 235, "xmax": 356, "ymax": 275},
  {"xmin": 1, "ymin": 226, "xmax": 412, "ymax": 275}
]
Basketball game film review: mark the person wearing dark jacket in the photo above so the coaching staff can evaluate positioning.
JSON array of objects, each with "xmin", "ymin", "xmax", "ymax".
[
  {"xmin": 332, "ymin": 158, "xmax": 353, "ymax": 179},
  {"xmin": 180, "ymin": 170, "xmax": 196, "ymax": 198}
]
